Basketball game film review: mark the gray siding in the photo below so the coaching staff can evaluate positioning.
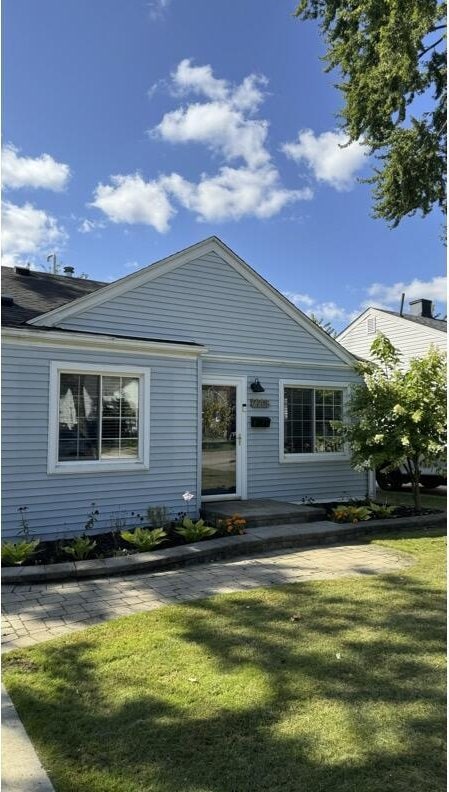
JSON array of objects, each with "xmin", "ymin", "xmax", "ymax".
[
  {"xmin": 2, "ymin": 342, "xmax": 198, "ymax": 540},
  {"xmin": 60, "ymin": 252, "xmax": 346, "ymax": 364},
  {"xmin": 203, "ymin": 360, "xmax": 366, "ymax": 502},
  {"xmin": 339, "ymin": 309, "xmax": 446, "ymax": 368}
]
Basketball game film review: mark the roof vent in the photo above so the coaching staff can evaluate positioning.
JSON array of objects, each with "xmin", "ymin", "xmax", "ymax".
[
  {"xmin": 64, "ymin": 265, "xmax": 75, "ymax": 277},
  {"xmin": 1, "ymin": 294, "xmax": 14, "ymax": 306},
  {"xmin": 14, "ymin": 265, "xmax": 31, "ymax": 276},
  {"xmin": 409, "ymin": 299, "xmax": 433, "ymax": 319}
]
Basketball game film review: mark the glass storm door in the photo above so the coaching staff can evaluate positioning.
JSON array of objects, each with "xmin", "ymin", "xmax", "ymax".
[{"xmin": 201, "ymin": 380, "xmax": 245, "ymax": 499}]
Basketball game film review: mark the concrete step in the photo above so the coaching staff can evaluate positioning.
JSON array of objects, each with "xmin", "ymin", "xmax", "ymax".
[{"xmin": 201, "ymin": 498, "xmax": 326, "ymax": 528}]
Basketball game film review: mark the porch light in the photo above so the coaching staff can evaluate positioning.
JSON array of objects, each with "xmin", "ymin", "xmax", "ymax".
[{"xmin": 250, "ymin": 378, "xmax": 265, "ymax": 393}]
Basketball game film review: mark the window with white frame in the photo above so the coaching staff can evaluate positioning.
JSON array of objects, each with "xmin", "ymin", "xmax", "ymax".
[
  {"xmin": 367, "ymin": 317, "xmax": 376, "ymax": 334},
  {"xmin": 49, "ymin": 363, "xmax": 150, "ymax": 473},
  {"xmin": 281, "ymin": 383, "xmax": 345, "ymax": 458}
]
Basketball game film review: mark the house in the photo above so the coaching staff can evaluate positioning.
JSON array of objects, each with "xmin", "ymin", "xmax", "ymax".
[
  {"xmin": 337, "ymin": 300, "xmax": 447, "ymax": 367},
  {"xmin": 2, "ymin": 237, "xmax": 368, "ymax": 540}
]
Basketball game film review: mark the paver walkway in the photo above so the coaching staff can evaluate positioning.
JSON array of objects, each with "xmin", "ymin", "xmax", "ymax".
[{"xmin": 2, "ymin": 543, "xmax": 412, "ymax": 652}]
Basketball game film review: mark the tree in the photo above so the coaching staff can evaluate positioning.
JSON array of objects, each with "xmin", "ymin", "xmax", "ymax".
[
  {"xmin": 338, "ymin": 335, "xmax": 446, "ymax": 509},
  {"xmin": 309, "ymin": 312, "xmax": 337, "ymax": 338},
  {"xmin": 295, "ymin": 0, "xmax": 447, "ymax": 227}
]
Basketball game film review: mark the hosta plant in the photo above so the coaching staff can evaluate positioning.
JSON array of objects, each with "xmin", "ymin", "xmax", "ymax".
[
  {"xmin": 368, "ymin": 501, "xmax": 395, "ymax": 519},
  {"xmin": 175, "ymin": 517, "xmax": 216, "ymax": 543},
  {"xmin": 63, "ymin": 536, "xmax": 97, "ymax": 560},
  {"xmin": 1, "ymin": 539, "xmax": 40, "ymax": 566},
  {"xmin": 121, "ymin": 527, "xmax": 167, "ymax": 552},
  {"xmin": 331, "ymin": 505, "xmax": 372, "ymax": 524}
]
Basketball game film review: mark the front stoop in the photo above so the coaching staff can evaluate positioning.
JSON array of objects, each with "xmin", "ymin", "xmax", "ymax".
[{"xmin": 201, "ymin": 498, "xmax": 326, "ymax": 528}]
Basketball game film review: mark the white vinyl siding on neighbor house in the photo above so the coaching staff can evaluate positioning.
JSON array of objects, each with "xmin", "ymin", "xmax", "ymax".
[
  {"xmin": 339, "ymin": 308, "xmax": 446, "ymax": 367},
  {"xmin": 48, "ymin": 362, "xmax": 151, "ymax": 474}
]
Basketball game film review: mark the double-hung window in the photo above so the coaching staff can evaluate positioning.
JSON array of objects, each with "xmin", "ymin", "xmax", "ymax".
[
  {"xmin": 280, "ymin": 381, "xmax": 348, "ymax": 462},
  {"xmin": 48, "ymin": 362, "xmax": 150, "ymax": 474}
]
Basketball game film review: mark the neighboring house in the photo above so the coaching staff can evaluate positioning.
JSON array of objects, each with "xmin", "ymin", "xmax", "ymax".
[
  {"xmin": 337, "ymin": 300, "xmax": 447, "ymax": 368},
  {"xmin": 2, "ymin": 237, "xmax": 368, "ymax": 540}
]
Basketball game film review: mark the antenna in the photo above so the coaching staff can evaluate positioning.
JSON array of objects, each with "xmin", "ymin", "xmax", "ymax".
[
  {"xmin": 46, "ymin": 253, "xmax": 57, "ymax": 274},
  {"xmin": 399, "ymin": 292, "xmax": 405, "ymax": 316}
]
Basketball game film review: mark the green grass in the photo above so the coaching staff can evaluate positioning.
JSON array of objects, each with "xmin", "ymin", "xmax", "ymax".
[
  {"xmin": 3, "ymin": 528, "xmax": 446, "ymax": 792},
  {"xmin": 374, "ymin": 487, "xmax": 447, "ymax": 510}
]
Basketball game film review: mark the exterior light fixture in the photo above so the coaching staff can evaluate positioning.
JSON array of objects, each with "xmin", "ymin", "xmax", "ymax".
[{"xmin": 250, "ymin": 378, "xmax": 265, "ymax": 393}]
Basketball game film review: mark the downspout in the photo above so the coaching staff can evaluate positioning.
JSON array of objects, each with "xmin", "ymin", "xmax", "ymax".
[{"xmin": 196, "ymin": 355, "xmax": 203, "ymax": 518}]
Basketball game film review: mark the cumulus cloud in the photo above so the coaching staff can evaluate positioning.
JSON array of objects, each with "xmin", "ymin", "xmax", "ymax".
[
  {"xmin": 363, "ymin": 276, "xmax": 447, "ymax": 310},
  {"xmin": 282, "ymin": 129, "xmax": 366, "ymax": 191},
  {"xmin": 90, "ymin": 173, "xmax": 175, "ymax": 233},
  {"xmin": 161, "ymin": 166, "xmax": 311, "ymax": 222},
  {"xmin": 2, "ymin": 201, "xmax": 67, "ymax": 267},
  {"xmin": 77, "ymin": 218, "xmax": 105, "ymax": 234},
  {"xmin": 2, "ymin": 144, "xmax": 71, "ymax": 191},
  {"xmin": 152, "ymin": 60, "xmax": 271, "ymax": 168},
  {"xmin": 284, "ymin": 291, "xmax": 350, "ymax": 324}
]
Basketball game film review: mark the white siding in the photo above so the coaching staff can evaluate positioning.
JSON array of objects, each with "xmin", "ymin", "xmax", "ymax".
[{"xmin": 338, "ymin": 309, "xmax": 446, "ymax": 367}]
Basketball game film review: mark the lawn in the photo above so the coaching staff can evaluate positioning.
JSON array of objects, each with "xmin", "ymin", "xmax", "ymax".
[
  {"xmin": 3, "ymin": 527, "xmax": 446, "ymax": 792},
  {"xmin": 374, "ymin": 486, "xmax": 447, "ymax": 511}
]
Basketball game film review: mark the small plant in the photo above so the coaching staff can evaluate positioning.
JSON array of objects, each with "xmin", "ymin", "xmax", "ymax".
[
  {"xmin": 63, "ymin": 536, "xmax": 97, "ymax": 560},
  {"xmin": 18, "ymin": 506, "xmax": 31, "ymax": 538},
  {"xmin": 175, "ymin": 517, "xmax": 216, "ymax": 543},
  {"xmin": 84, "ymin": 503, "xmax": 100, "ymax": 533},
  {"xmin": 331, "ymin": 505, "xmax": 372, "ymax": 524},
  {"xmin": 299, "ymin": 495, "xmax": 316, "ymax": 505},
  {"xmin": 147, "ymin": 505, "xmax": 170, "ymax": 529},
  {"xmin": 121, "ymin": 527, "xmax": 167, "ymax": 552},
  {"xmin": 216, "ymin": 514, "xmax": 247, "ymax": 536},
  {"xmin": 368, "ymin": 501, "xmax": 395, "ymax": 518},
  {"xmin": 1, "ymin": 539, "xmax": 40, "ymax": 566}
]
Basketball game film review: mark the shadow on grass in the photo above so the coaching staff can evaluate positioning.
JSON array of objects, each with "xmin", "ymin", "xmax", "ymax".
[{"xmin": 3, "ymin": 533, "xmax": 447, "ymax": 792}]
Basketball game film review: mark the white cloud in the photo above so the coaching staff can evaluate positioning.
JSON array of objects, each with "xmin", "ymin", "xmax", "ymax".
[
  {"xmin": 363, "ymin": 276, "xmax": 447, "ymax": 310},
  {"xmin": 90, "ymin": 173, "xmax": 175, "ymax": 233},
  {"xmin": 284, "ymin": 291, "xmax": 350, "ymax": 324},
  {"xmin": 162, "ymin": 166, "xmax": 311, "ymax": 222},
  {"xmin": 147, "ymin": 0, "xmax": 170, "ymax": 21},
  {"xmin": 152, "ymin": 60, "xmax": 270, "ymax": 168},
  {"xmin": 77, "ymin": 218, "xmax": 105, "ymax": 234},
  {"xmin": 2, "ymin": 144, "xmax": 71, "ymax": 191},
  {"xmin": 282, "ymin": 129, "xmax": 366, "ymax": 191},
  {"xmin": 2, "ymin": 201, "xmax": 67, "ymax": 267}
]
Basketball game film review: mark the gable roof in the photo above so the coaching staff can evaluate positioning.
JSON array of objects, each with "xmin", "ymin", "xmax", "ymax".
[
  {"xmin": 1, "ymin": 267, "xmax": 106, "ymax": 327},
  {"xmin": 5, "ymin": 237, "xmax": 358, "ymax": 366},
  {"xmin": 338, "ymin": 305, "xmax": 447, "ymax": 340}
]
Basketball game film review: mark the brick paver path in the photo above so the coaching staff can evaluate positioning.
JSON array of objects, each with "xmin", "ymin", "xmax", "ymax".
[{"xmin": 2, "ymin": 543, "xmax": 412, "ymax": 652}]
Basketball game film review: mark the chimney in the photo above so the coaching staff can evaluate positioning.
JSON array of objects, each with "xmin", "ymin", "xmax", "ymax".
[
  {"xmin": 409, "ymin": 298, "xmax": 433, "ymax": 318},
  {"xmin": 63, "ymin": 265, "xmax": 75, "ymax": 277}
]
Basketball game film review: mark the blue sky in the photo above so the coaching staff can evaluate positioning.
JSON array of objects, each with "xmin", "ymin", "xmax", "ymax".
[{"xmin": 2, "ymin": 0, "xmax": 446, "ymax": 329}]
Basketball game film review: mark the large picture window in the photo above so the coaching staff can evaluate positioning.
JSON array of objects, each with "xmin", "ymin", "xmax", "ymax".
[
  {"xmin": 280, "ymin": 381, "xmax": 347, "ymax": 461},
  {"xmin": 49, "ymin": 362, "xmax": 150, "ymax": 474}
]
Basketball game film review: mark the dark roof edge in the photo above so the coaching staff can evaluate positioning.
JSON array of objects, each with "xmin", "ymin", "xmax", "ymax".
[{"xmin": 3, "ymin": 324, "xmax": 205, "ymax": 348}]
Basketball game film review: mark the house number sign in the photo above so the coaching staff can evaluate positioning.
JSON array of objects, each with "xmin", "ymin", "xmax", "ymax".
[{"xmin": 250, "ymin": 398, "xmax": 270, "ymax": 408}]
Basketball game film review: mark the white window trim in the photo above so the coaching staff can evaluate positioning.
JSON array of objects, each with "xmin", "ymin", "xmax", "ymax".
[
  {"xmin": 279, "ymin": 379, "xmax": 350, "ymax": 463},
  {"xmin": 48, "ymin": 361, "xmax": 151, "ymax": 475}
]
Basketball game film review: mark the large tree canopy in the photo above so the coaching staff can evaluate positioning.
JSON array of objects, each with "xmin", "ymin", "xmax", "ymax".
[{"xmin": 295, "ymin": 0, "xmax": 447, "ymax": 227}]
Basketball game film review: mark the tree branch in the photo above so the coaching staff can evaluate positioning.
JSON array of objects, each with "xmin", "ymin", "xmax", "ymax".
[{"xmin": 418, "ymin": 36, "xmax": 446, "ymax": 59}]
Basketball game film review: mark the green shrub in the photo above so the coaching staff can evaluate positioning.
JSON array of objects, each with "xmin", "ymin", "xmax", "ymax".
[
  {"xmin": 121, "ymin": 527, "xmax": 167, "ymax": 552},
  {"xmin": 63, "ymin": 536, "xmax": 97, "ymax": 560},
  {"xmin": 331, "ymin": 505, "xmax": 372, "ymax": 523},
  {"xmin": 1, "ymin": 539, "xmax": 40, "ymax": 566},
  {"xmin": 175, "ymin": 517, "xmax": 216, "ymax": 543},
  {"xmin": 368, "ymin": 501, "xmax": 395, "ymax": 518}
]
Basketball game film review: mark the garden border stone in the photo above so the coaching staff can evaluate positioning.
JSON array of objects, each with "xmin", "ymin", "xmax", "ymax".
[{"xmin": 2, "ymin": 512, "xmax": 446, "ymax": 584}]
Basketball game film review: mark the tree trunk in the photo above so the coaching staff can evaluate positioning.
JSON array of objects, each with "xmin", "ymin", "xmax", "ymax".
[{"xmin": 411, "ymin": 459, "xmax": 421, "ymax": 511}]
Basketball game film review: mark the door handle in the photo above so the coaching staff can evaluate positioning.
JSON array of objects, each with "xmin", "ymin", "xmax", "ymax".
[{"xmin": 237, "ymin": 433, "xmax": 242, "ymax": 446}]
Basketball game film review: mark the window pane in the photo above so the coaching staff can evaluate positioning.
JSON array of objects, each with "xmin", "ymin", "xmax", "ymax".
[
  {"xmin": 101, "ymin": 376, "xmax": 139, "ymax": 458},
  {"xmin": 58, "ymin": 374, "xmax": 100, "ymax": 460},
  {"xmin": 314, "ymin": 389, "xmax": 343, "ymax": 452},
  {"xmin": 284, "ymin": 388, "xmax": 313, "ymax": 454}
]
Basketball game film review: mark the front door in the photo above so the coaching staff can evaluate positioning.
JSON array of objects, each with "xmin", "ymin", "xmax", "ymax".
[{"xmin": 201, "ymin": 377, "xmax": 246, "ymax": 500}]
